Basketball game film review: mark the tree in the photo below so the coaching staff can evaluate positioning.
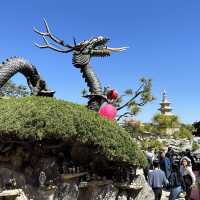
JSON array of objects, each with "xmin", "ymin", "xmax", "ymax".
[
  {"xmin": 140, "ymin": 139, "xmax": 164, "ymax": 151},
  {"xmin": 122, "ymin": 119, "xmax": 142, "ymax": 138},
  {"xmin": 0, "ymin": 80, "xmax": 30, "ymax": 97},
  {"xmin": 153, "ymin": 113, "xmax": 180, "ymax": 129},
  {"xmin": 81, "ymin": 77, "xmax": 154, "ymax": 121},
  {"xmin": 151, "ymin": 113, "xmax": 181, "ymax": 136},
  {"xmin": 115, "ymin": 78, "xmax": 154, "ymax": 121}
]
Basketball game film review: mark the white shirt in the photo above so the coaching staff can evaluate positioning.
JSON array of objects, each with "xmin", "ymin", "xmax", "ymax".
[{"xmin": 180, "ymin": 165, "xmax": 196, "ymax": 185}]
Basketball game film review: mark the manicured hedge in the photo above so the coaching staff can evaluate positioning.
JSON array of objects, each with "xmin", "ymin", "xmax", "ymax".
[{"xmin": 0, "ymin": 96, "xmax": 146, "ymax": 166}]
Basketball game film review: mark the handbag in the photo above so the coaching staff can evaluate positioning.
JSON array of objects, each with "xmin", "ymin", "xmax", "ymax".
[{"xmin": 183, "ymin": 174, "xmax": 192, "ymax": 187}]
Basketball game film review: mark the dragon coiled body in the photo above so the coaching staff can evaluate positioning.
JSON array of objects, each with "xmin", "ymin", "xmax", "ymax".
[
  {"xmin": 0, "ymin": 57, "xmax": 38, "ymax": 87},
  {"xmin": 80, "ymin": 64, "xmax": 102, "ymax": 95},
  {"xmin": 69, "ymin": 37, "xmax": 115, "ymax": 111},
  {"xmin": 72, "ymin": 51, "xmax": 102, "ymax": 95},
  {"xmin": 0, "ymin": 57, "xmax": 54, "ymax": 96},
  {"xmin": 72, "ymin": 49, "xmax": 108, "ymax": 111}
]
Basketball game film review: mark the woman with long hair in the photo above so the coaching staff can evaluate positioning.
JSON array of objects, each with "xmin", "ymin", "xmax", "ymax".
[{"xmin": 180, "ymin": 156, "xmax": 196, "ymax": 200}]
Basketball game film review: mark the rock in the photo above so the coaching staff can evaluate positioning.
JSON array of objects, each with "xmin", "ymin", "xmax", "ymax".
[
  {"xmin": 117, "ymin": 191, "xmax": 128, "ymax": 200},
  {"xmin": 91, "ymin": 184, "xmax": 118, "ymax": 200},
  {"xmin": 24, "ymin": 167, "xmax": 34, "ymax": 185},
  {"xmin": 133, "ymin": 174, "xmax": 154, "ymax": 200},
  {"xmin": 0, "ymin": 143, "xmax": 151, "ymax": 200},
  {"xmin": 34, "ymin": 157, "xmax": 59, "ymax": 183},
  {"xmin": 0, "ymin": 167, "xmax": 26, "ymax": 189},
  {"xmin": 0, "ymin": 189, "xmax": 28, "ymax": 200},
  {"xmin": 38, "ymin": 188, "xmax": 56, "ymax": 200},
  {"xmin": 159, "ymin": 138, "xmax": 192, "ymax": 152},
  {"xmin": 54, "ymin": 183, "xmax": 79, "ymax": 200},
  {"xmin": 71, "ymin": 143, "xmax": 92, "ymax": 164}
]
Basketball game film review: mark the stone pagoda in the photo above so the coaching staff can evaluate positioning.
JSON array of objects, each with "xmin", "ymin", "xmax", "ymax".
[
  {"xmin": 158, "ymin": 90, "xmax": 180, "ymax": 135},
  {"xmin": 158, "ymin": 90, "xmax": 172, "ymax": 115}
]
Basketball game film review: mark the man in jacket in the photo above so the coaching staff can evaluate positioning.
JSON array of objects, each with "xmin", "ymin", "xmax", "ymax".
[{"xmin": 148, "ymin": 160, "xmax": 169, "ymax": 200}]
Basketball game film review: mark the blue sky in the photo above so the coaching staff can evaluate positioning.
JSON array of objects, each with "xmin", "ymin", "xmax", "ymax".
[{"xmin": 0, "ymin": 0, "xmax": 199, "ymax": 123}]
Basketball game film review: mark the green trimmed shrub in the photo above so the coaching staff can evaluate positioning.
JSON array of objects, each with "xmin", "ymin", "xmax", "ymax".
[{"xmin": 0, "ymin": 96, "xmax": 146, "ymax": 166}]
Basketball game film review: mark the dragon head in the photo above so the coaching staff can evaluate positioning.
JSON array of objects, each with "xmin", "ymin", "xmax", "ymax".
[
  {"xmin": 72, "ymin": 36, "xmax": 127, "ymax": 67},
  {"xmin": 34, "ymin": 19, "xmax": 127, "ymax": 68}
]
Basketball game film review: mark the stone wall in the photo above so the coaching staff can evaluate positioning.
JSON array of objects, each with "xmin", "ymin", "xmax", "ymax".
[{"xmin": 0, "ymin": 143, "xmax": 153, "ymax": 200}]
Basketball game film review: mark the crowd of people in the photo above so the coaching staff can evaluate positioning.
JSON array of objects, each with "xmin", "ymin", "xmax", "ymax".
[{"xmin": 144, "ymin": 147, "xmax": 199, "ymax": 200}]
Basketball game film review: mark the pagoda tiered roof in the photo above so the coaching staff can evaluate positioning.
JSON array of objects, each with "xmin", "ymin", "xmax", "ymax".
[{"xmin": 158, "ymin": 90, "xmax": 172, "ymax": 115}]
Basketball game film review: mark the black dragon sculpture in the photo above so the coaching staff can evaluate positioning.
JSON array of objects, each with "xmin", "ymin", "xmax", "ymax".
[
  {"xmin": 34, "ymin": 19, "xmax": 127, "ymax": 111},
  {"xmin": 0, "ymin": 56, "xmax": 54, "ymax": 97}
]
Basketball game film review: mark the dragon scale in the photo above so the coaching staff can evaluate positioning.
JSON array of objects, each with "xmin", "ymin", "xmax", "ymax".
[
  {"xmin": 72, "ymin": 52, "xmax": 102, "ymax": 95},
  {"xmin": 80, "ymin": 65, "xmax": 102, "ymax": 95}
]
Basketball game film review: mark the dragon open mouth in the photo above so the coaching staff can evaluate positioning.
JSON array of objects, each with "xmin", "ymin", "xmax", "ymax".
[{"xmin": 93, "ymin": 37, "xmax": 128, "ymax": 52}]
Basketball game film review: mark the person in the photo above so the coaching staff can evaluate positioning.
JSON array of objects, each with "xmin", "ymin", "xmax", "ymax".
[
  {"xmin": 168, "ymin": 163, "xmax": 185, "ymax": 200},
  {"xmin": 146, "ymin": 147, "xmax": 154, "ymax": 167},
  {"xmin": 164, "ymin": 152, "xmax": 172, "ymax": 179},
  {"xmin": 158, "ymin": 151, "xmax": 166, "ymax": 173},
  {"xmin": 180, "ymin": 156, "xmax": 196, "ymax": 200},
  {"xmin": 143, "ymin": 147, "xmax": 154, "ymax": 180},
  {"xmin": 167, "ymin": 147, "xmax": 174, "ymax": 159},
  {"xmin": 148, "ymin": 160, "xmax": 169, "ymax": 200}
]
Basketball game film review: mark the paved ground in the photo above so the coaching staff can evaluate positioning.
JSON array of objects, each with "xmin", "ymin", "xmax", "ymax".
[
  {"xmin": 161, "ymin": 190, "xmax": 169, "ymax": 200},
  {"xmin": 161, "ymin": 190, "xmax": 185, "ymax": 200}
]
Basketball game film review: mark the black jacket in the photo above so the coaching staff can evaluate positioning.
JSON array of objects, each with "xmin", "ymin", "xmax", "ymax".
[{"xmin": 169, "ymin": 171, "xmax": 186, "ymax": 190}]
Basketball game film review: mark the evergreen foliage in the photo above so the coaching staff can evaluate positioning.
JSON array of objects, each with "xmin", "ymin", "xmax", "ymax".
[
  {"xmin": 116, "ymin": 78, "xmax": 155, "ymax": 120},
  {"xmin": 0, "ymin": 96, "xmax": 146, "ymax": 166},
  {"xmin": 153, "ymin": 113, "xmax": 180, "ymax": 129},
  {"xmin": 140, "ymin": 139, "xmax": 164, "ymax": 151}
]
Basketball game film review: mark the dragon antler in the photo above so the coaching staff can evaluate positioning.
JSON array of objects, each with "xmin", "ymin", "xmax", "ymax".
[
  {"xmin": 33, "ymin": 18, "xmax": 74, "ymax": 53},
  {"xmin": 34, "ymin": 19, "xmax": 128, "ymax": 54}
]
